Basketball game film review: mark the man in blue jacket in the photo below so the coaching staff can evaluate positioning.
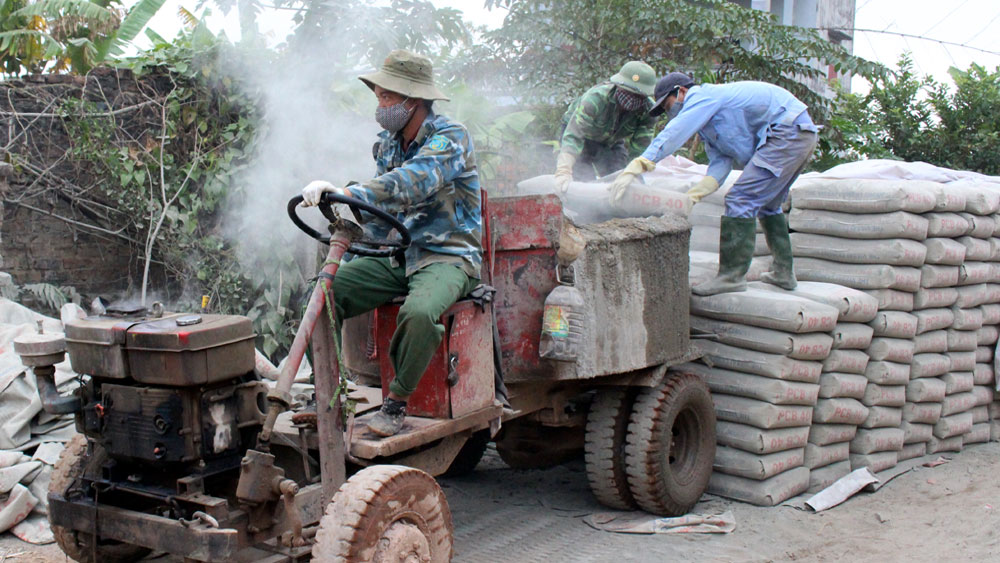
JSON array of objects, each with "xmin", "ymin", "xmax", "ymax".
[{"xmin": 610, "ymin": 73, "xmax": 818, "ymax": 296}]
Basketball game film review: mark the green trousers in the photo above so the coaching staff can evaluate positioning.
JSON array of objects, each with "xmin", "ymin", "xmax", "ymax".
[{"xmin": 333, "ymin": 257, "xmax": 477, "ymax": 397}]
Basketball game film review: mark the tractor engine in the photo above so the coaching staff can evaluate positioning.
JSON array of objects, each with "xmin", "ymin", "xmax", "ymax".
[{"xmin": 63, "ymin": 306, "xmax": 267, "ymax": 470}]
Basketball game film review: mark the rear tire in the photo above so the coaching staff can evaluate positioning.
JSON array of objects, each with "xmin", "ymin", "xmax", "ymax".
[
  {"xmin": 49, "ymin": 434, "xmax": 152, "ymax": 563},
  {"xmin": 312, "ymin": 465, "xmax": 453, "ymax": 562},
  {"xmin": 584, "ymin": 388, "xmax": 639, "ymax": 510},
  {"xmin": 624, "ymin": 373, "xmax": 715, "ymax": 516}
]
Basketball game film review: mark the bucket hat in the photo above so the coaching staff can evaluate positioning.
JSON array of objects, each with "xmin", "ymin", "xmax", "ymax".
[{"xmin": 359, "ymin": 49, "xmax": 449, "ymax": 101}]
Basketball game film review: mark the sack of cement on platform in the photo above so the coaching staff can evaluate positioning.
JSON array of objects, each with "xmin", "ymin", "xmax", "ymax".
[
  {"xmin": 681, "ymin": 362, "xmax": 818, "ymax": 405},
  {"xmin": 707, "ymin": 465, "xmax": 809, "ymax": 507},
  {"xmin": 690, "ymin": 316, "xmax": 833, "ymax": 360},
  {"xmin": 749, "ymin": 281, "xmax": 880, "ymax": 323},
  {"xmin": 690, "ymin": 288, "xmax": 839, "ymax": 334},
  {"xmin": 789, "ymin": 233, "xmax": 927, "ymax": 267},
  {"xmin": 788, "ymin": 178, "xmax": 938, "ymax": 214},
  {"xmin": 792, "ymin": 258, "xmax": 921, "ymax": 291},
  {"xmin": 788, "ymin": 208, "xmax": 929, "ymax": 240},
  {"xmin": 515, "ymin": 174, "xmax": 691, "ymax": 223},
  {"xmin": 714, "ymin": 446, "xmax": 805, "ymax": 480},
  {"xmin": 714, "ymin": 421, "xmax": 810, "ymax": 455}
]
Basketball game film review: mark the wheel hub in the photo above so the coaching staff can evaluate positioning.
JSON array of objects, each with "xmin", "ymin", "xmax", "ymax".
[{"xmin": 373, "ymin": 520, "xmax": 432, "ymax": 563}]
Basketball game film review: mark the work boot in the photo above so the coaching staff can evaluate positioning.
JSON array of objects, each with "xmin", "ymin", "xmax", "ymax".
[
  {"xmin": 692, "ymin": 216, "xmax": 756, "ymax": 296},
  {"xmin": 367, "ymin": 397, "xmax": 407, "ymax": 437},
  {"xmin": 759, "ymin": 213, "xmax": 797, "ymax": 290}
]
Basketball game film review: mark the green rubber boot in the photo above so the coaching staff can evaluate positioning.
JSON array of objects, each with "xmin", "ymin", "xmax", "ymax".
[
  {"xmin": 692, "ymin": 216, "xmax": 756, "ymax": 296},
  {"xmin": 759, "ymin": 213, "xmax": 797, "ymax": 290}
]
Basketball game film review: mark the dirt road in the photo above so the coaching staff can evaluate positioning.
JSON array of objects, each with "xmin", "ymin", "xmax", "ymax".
[{"xmin": 3, "ymin": 442, "xmax": 998, "ymax": 562}]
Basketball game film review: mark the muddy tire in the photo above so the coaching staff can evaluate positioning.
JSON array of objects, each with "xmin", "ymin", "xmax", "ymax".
[
  {"xmin": 624, "ymin": 373, "xmax": 715, "ymax": 516},
  {"xmin": 584, "ymin": 388, "xmax": 639, "ymax": 510},
  {"xmin": 442, "ymin": 430, "xmax": 490, "ymax": 477},
  {"xmin": 49, "ymin": 434, "xmax": 152, "ymax": 563},
  {"xmin": 312, "ymin": 465, "xmax": 453, "ymax": 562}
]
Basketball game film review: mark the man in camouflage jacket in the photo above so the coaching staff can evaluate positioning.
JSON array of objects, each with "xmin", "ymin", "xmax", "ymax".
[
  {"xmin": 301, "ymin": 49, "xmax": 481, "ymax": 437},
  {"xmin": 554, "ymin": 61, "xmax": 658, "ymax": 192}
]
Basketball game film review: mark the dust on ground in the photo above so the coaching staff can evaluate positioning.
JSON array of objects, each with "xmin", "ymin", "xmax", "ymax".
[{"xmin": 3, "ymin": 442, "xmax": 997, "ymax": 562}]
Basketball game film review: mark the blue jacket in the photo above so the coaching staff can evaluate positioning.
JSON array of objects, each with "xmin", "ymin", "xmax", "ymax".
[
  {"xmin": 350, "ymin": 111, "xmax": 482, "ymax": 278},
  {"xmin": 640, "ymin": 81, "xmax": 818, "ymax": 184}
]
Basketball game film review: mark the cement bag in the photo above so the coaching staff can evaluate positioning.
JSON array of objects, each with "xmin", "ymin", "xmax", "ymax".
[
  {"xmin": 914, "ymin": 308, "xmax": 955, "ymax": 334},
  {"xmin": 971, "ymin": 384, "xmax": 995, "ymax": 406},
  {"xmin": 694, "ymin": 341, "xmax": 822, "ymax": 383},
  {"xmin": 689, "ymin": 316, "xmax": 833, "ymax": 360},
  {"xmin": 788, "ymin": 208, "xmax": 929, "ymax": 240},
  {"xmin": 516, "ymin": 175, "xmax": 691, "ymax": 222},
  {"xmin": 750, "ymin": 281, "xmax": 880, "ymax": 323},
  {"xmin": 933, "ymin": 412, "xmax": 974, "ymax": 439},
  {"xmin": 831, "ymin": 323, "xmax": 875, "ymax": 350},
  {"xmin": 803, "ymin": 441, "xmax": 849, "ymax": 469},
  {"xmin": 808, "ymin": 423, "xmax": 858, "ymax": 446},
  {"xmin": 862, "ymin": 289, "xmax": 914, "ymax": 312},
  {"xmin": 900, "ymin": 421, "xmax": 934, "ymax": 444},
  {"xmin": 991, "ymin": 420, "xmax": 1000, "ymax": 442},
  {"xmin": 972, "ymin": 404, "xmax": 989, "ymax": 423},
  {"xmin": 684, "ymin": 363, "xmax": 818, "ymax": 405},
  {"xmin": 862, "ymin": 383, "xmax": 906, "ymax": 407},
  {"xmin": 923, "ymin": 238, "xmax": 967, "ymax": 265},
  {"xmin": 914, "ymin": 330, "xmax": 948, "ymax": 354},
  {"xmin": 866, "ymin": 337, "xmax": 915, "ymax": 363},
  {"xmin": 954, "ymin": 284, "xmax": 989, "ymax": 308},
  {"xmin": 715, "ymin": 421, "xmax": 810, "ymax": 454},
  {"xmin": 973, "ymin": 363, "xmax": 994, "ymax": 385},
  {"xmin": 789, "ymin": 233, "xmax": 926, "ymax": 266},
  {"xmin": 789, "ymin": 178, "xmax": 937, "ymax": 213},
  {"xmin": 707, "ymin": 466, "xmax": 809, "ymax": 507},
  {"xmin": 940, "ymin": 392, "xmax": 976, "ymax": 417},
  {"xmin": 952, "ymin": 182, "xmax": 1000, "ymax": 214},
  {"xmin": 906, "ymin": 377, "xmax": 947, "ymax": 403},
  {"xmin": 941, "ymin": 371, "xmax": 975, "ymax": 394},
  {"xmin": 947, "ymin": 351, "xmax": 977, "ymax": 371},
  {"xmin": 812, "ymin": 398, "xmax": 869, "ymax": 425},
  {"xmin": 925, "ymin": 213, "xmax": 971, "ymax": 238},
  {"xmin": 850, "ymin": 428, "xmax": 904, "ymax": 454},
  {"xmin": 976, "ymin": 343, "xmax": 994, "ymax": 363},
  {"xmin": 920, "ymin": 265, "xmax": 959, "ymax": 288},
  {"xmin": 992, "ymin": 238, "xmax": 1000, "ymax": 260},
  {"xmin": 964, "ymin": 422, "xmax": 991, "ymax": 444},
  {"xmin": 947, "ymin": 330, "xmax": 978, "ymax": 352},
  {"xmin": 962, "ymin": 213, "xmax": 997, "ymax": 239},
  {"xmin": 689, "ymin": 212, "xmax": 721, "ymax": 229},
  {"xmin": 860, "ymin": 405, "xmax": 903, "ymax": 429},
  {"xmin": 986, "ymin": 284, "xmax": 1000, "ymax": 303},
  {"xmin": 868, "ymin": 311, "xmax": 918, "ymax": 338},
  {"xmin": 822, "ymin": 350, "xmax": 870, "ymax": 375},
  {"xmin": 910, "ymin": 353, "xmax": 951, "ymax": 378},
  {"xmin": 913, "ymin": 287, "xmax": 959, "ymax": 309},
  {"xmin": 982, "ymin": 303, "xmax": 1000, "ymax": 324},
  {"xmin": 926, "ymin": 183, "xmax": 968, "ymax": 212},
  {"xmin": 808, "ymin": 460, "xmax": 852, "ymax": 493},
  {"xmin": 850, "ymin": 452, "xmax": 899, "ymax": 475},
  {"xmin": 978, "ymin": 326, "xmax": 999, "ymax": 347},
  {"xmin": 990, "ymin": 401, "xmax": 1000, "ymax": 420},
  {"xmin": 690, "ymin": 288, "xmax": 839, "ymax": 334},
  {"xmin": 818, "ymin": 372, "xmax": 868, "ymax": 399},
  {"xmin": 957, "ymin": 236, "xmax": 993, "ymax": 261},
  {"xmin": 926, "ymin": 435, "xmax": 963, "ymax": 454},
  {"xmin": 793, "ymin": 258, "xmax": 921, "ymax": 291},
  {"xmin": 863, "ymin": 361, "xmax": 910, "ymax": 385},
  {"xmin": 898, "ymin": 442, "xmax": 928, "ymax": 462},
  {"xmin": 951, "ymin": 307, "xmax": 984, "ymax": 330},
  {"xmin": 903, "ymin": 402, "xmax": 943, "ymax": 424},
  {"xmin": 712, "ymin": 394, "xmax": 814, "ymax": 429},
  {"xmin": 713, "ymin": 446, "xmax": 804, "ymax": 480},
  {"xmin": 959, "ymin": 262, "xmax": 994, "ymax": 285},
  {"xmin": 689, "ymin": 264, "xmax": 717, "ymax": 286}
]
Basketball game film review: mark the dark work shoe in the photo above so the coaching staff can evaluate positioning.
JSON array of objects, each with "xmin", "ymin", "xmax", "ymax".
[{"xmin": 367, "ymin": 398, "xmax": 407, "ymax": 437}]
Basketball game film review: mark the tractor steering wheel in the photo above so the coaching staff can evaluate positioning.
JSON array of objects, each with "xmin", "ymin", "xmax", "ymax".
[{"xmin": 287, "ymin": 192, "xmax": 411, "ymax": 258}]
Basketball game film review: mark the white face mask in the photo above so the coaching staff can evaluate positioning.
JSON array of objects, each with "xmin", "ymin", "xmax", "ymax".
[{"xmin": 375, "ymin": 98, "xmax": 416, "ymax": 132}]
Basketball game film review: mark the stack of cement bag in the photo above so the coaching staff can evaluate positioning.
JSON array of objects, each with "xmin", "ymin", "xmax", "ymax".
[{"xmin": 680, "ymin": 289, "xmax": 839, "ymax": 506}]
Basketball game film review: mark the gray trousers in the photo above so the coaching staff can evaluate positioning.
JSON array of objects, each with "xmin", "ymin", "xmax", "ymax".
[{"xmin": 725, "ymin": 123, "xmax": 818, "ymax": 218}]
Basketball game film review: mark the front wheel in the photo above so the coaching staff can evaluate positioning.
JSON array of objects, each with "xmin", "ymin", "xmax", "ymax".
[{"xmin": 312, "ymin": 465, "xmax": 453, "ymax": 562}]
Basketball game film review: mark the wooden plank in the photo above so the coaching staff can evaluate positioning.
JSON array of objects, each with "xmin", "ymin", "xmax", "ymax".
[
  {"xmin": 311, "ymin": 311, "xmax": 345, "ymax": 502},
  {"xmin": 350, "ymin": 404, "xmax": 502, "ymax": 459}
]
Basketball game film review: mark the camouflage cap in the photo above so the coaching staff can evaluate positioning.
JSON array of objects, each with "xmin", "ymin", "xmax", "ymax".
[
  {"xmin": 609, "ymin": 61, "xmax": 656, "ymax": 97},
  {"xmin": 359, "ymin": 49, "xmax": 449, "ymax": 101}
]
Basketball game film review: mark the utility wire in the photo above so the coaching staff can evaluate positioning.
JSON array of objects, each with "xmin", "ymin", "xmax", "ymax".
[
  {"xmin": 922, "ymin": 0, "xmax": 970, "ymax": 37},
  {"xmin": 966, "ymin": 10, "xmax": 1000, "ymax": 44},
  {"xmin": 820, "ymin": 27, "xmax": 1000, "ymax": 57}
]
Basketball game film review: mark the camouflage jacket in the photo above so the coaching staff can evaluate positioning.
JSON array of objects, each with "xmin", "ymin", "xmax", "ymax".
[
  {"xmin": 350, "ymin": 111, "xmax": 482, "ymax": 278},
  {"xmin": 560, "ymin": 83, "xmax": 656, "ymax": 159}
]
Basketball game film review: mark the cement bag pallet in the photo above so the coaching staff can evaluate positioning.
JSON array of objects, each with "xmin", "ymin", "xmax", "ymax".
[
  {"xmin": 789, "ymin": 178, "xmax": 938, "ymax": 214},
  {"xmin": 788, "ymin": 208, "xmax": 929, "ymax": 240},
  {"xmin": 690, "ymin": 316, "xmax": 833, "ymax": 360},
  {"xmin": 680, "ymin": 362, "xmax": 819, "ymax": 405},
  {"xmin": 712, "ymin": 394, "xmax": 814, "ymax": 429},
  {"xmin": 793, "ymin": 258, "xmax": 921, "ymax": 291},
  {"xmin": 749, "ymin": 281, "xmax": 880, "ymax": 323},
  {"xmin": 713, "ymin": 446, "xmax": 805, "ymax": 480},
  {"xmin": 863, "ymin": 289, "xmax": 914, "ymax": 312},
  {"xmin": 789, "ymin": 233, "xmax": 927, "ymax": 266},
  {"xmin": 808, "ymin": 459, "xmax": 852, "ymax": 493},
  {"xmin": 707, "ymin": 466, "xmax": 810, "ymax": 506},
  {"xmin": 831, "ymin": 323, "xmax": 875, "ymax": 350},
  {"xmin": 715, "ymin": 421, "xmax": 810, "ymax": 455},
  {"xmin": 690, "ymin": 288, "xmax": 839, "ymax": 334}
]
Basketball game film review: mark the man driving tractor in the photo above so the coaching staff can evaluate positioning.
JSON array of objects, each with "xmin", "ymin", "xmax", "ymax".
[{"xmin": 300, "ymin": 49, "xmax": 482, "ymax": 438}]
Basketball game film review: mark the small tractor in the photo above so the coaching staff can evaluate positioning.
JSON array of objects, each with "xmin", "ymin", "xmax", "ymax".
[{"xmin": 13, "ymin": 191, "xmax": 715, "ymax": 562}]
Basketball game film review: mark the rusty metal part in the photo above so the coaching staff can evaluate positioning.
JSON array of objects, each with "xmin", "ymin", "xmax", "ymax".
[
  {"xmin": 278, "ymin": 479, "xmax": 305, "ymax": 547},
  {"xmin": 33, "ymin": 365, "xmax": 81, "ymax": 414},
  {"xmin": 235, "ymin": 449, "xmax": 286, "ymax": 505},
  {"xmin": 13, "ymin": 325, "xmax": 66, "ymax": 366},
  {"xmin": 289, "ymin": 411, "xmax": 317, "ymax": 427}
]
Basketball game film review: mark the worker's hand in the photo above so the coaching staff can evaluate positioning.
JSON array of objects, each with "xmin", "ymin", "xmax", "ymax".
[
  {"xmin": 554, "ymin": 151, "xmax": 576, "ymax": 194},
  {"xmin": 301, "ymin": 180, "xmax": 344, "ymax": 207},
  {"xmin": 686, "ymin": 175, "xmax": 720, "ymax": 204},
  {"xmin": 608, "ymin": 156, "xmax": 656, "ymax": 204}
]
